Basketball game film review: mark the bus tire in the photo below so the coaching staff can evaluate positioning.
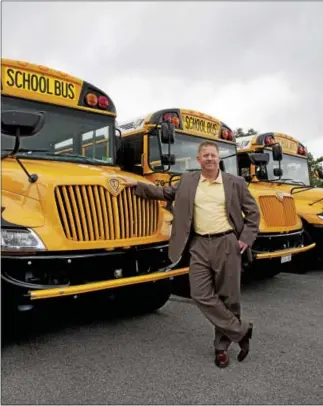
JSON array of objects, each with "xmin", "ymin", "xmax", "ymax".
[
  {"xmin": 170, "ymin": 274, "xmax": 191, "ymax": 298},
  {"xmin": 290, "ymin": 226, "xmax": 314, "ymax": 274},
  {"xmin": 117, "ymin": 279, "xmax": 172, "ymax": 315}
]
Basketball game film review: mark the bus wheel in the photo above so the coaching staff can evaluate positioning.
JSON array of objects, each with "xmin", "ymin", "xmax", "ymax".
[
  {"xmin": 117, "ymin": 279, "xmax": 172, "ymax": 315},
  {"xmin": 243, "ymin": 260, "xmax": 282, "ymax": 280},
  {"xmin": 170, "ymin": 274, "xmax": 191, "ymax": 298},
  {"xmin": 293, "ymin": 224, "xmax": 317, "ymax": 273},
  {"xmin": 263, "ymin": 267, "xmax": 282, "ymax": 278}
]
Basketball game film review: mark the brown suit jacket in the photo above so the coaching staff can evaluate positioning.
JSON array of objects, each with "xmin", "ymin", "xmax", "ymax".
[{"xmin": 135, "ymin": 171, "xmax": 260, "ymax": 264}]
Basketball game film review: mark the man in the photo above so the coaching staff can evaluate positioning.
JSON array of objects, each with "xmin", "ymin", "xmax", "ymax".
[{"xmin": 119, "ymin": 141, "xmax": 260, "ymax": 368}]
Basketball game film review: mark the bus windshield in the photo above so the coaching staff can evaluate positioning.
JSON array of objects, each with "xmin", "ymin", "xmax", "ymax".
[
  {"xmin": 149, "ymin": 132, "xmax": 238, "ymax": 175},
  {"xmin": 266, "ymin": 150, "xmax": 310, "ymax": 185},
  {"xmin": 1, "ymin": 96, "xmax": 115, "ymax": 165}
]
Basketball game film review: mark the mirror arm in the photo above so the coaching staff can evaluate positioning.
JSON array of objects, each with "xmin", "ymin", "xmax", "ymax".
[
  {"xmin": 147, "ymin": 123, "xmax": 160, "ymax": 135},
  {"xmin": 12, "ymin": 127, "xmax": 21, "ymax": 155},
  {"xmin": 3, "ymin": 127, "xmax": 38, "ymax": 183},
  {"xmin": 15, "ymin": 157, "xmax": 38, "ymax": 183}
]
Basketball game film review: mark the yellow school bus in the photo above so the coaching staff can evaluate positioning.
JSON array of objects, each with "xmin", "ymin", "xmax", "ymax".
[
  {"xmin": 1, "ymin": 59, "xmax": 188, "ymax": 317},
  {"xmin": 117, "ymin": 108, "xmax": 316, "ymax": 281},
  {"xmin": 236, "ymin": 132, "xmax": 323, "ymax": 265}
]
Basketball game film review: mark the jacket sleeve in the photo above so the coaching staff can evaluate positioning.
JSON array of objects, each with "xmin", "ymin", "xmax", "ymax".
[
  {"xmin": 134, "ymin": 179, "xmax": 181, "ymax": 202},
  {"xmin": 239, "ymin": 179, "xmax": 260, "ymax": 246}
]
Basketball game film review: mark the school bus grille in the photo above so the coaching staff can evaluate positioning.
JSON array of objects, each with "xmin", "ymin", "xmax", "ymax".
[
  {"xmin": 259, "ymin": 196, "xmax": 298, "ymax": 227},
  {"xmin": 54, "ymin": 185, "xmax": 159, "ymax": 241}
]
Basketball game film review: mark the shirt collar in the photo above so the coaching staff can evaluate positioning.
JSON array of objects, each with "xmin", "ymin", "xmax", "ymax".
[{"xmin": 200, "ymin": 171, "xmax": 223, "ymax": 184}]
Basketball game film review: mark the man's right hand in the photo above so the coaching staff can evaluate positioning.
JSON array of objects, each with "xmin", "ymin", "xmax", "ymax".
[{"xmin": 117, "ymin": 175, "xmax": 138, "ymax": 187}]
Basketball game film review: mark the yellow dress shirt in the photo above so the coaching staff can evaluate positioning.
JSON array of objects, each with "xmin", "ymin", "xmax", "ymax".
[{"xmin": 193, "ymin": 171, "xmax": 233, "ymax": 235}]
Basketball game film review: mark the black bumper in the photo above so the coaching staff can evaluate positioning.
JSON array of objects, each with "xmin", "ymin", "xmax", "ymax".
[
  {"xmin": 251, "ymin": 230, "xmax": 309, "ymax": 254},
  {"xmin": 1, "ymin": 243, "xmax": 171, "ymax": 291}
]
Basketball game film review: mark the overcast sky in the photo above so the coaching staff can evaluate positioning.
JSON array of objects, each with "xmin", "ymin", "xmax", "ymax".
[{"xmin": 3, "ymin": 1, "xmax": 323, "ymax": 158}]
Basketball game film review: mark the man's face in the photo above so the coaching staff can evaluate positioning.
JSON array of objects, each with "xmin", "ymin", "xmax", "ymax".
[{"xmin": 197, "ymin": 145, "xmax": 220, "ymax": 171}]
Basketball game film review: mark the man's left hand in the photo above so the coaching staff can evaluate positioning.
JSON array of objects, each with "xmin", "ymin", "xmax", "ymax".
[{"xmin": 238, "ymin": 240, "xmax": 248, "ymax": 254}]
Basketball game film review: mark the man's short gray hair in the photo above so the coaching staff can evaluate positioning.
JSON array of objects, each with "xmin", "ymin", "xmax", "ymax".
[{"xmin": 198, "ymin": 141, "xmax": 219, "ymax": 154}]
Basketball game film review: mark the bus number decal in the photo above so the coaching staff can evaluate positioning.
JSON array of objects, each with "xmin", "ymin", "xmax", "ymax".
[
  {"xmin": 182, "ymin": 114, "xmax": 219, "ymax": 137},
  {"xmin": 5, "ymin": 68, "xmax": 76, "ymax": 100}
]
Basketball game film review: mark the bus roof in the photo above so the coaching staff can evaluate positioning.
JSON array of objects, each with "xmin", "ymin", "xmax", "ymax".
[
  {"xmin": 236, "ymin": 132, "xmax": 308, "ymax": 157},
  {"xmin": 1, "ymin": 58, "xmax": 117, "ymax": 116},
  {"xmin": 118, "ymin": 108, "xmax": 233, "ymax": 141}
]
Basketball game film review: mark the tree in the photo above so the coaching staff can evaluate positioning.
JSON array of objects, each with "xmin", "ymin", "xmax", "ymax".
[{"xmin": 308, "ymin": 152, "xmax": 323, "ymax": 187}]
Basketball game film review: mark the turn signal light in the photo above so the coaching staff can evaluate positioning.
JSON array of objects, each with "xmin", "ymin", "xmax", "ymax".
[
  {"xmin": 85, "ymin": 93, "xmax": 98, "ymax": 107},
  {"xmin": 171, "ymin": 116, "xmax": 180, "ymax": 128}
]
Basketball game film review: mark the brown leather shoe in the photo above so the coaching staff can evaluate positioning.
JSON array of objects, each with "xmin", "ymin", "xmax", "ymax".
[
  {"xmin": 237, "ymin": 323, "xmax": 253, "ymax": 362},
  {"xmin": 215, "ymin": 350, "xmax": 230, "ymax": 368}
]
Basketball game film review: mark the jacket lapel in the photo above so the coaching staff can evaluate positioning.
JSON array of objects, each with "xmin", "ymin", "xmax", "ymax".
[
  {"xmin": 188, "ymin": 171, "xmax": 201, "ymax": 216},
  {"xmin": 222, "ymin": 172, "xmax": 233, "ymax": 217}
]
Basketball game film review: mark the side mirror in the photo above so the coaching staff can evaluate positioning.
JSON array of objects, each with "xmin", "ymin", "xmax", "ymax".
[
  {"xmin": 160, "ymin": 121, "xmax": 175, "ymax": 144},
  {"xmin": 249, "ymin": 152, "xmax": 269, "ymax": 165},
  {"xmin": 2, "ymin": 110, "xmax": 45, "ymax": 137},
  {"xmin": 161, "ymin": 154, "xmax": 176, "ymax": 166},
  {"xmin": 272, "ymin": 144, "xmax": 283, "ymax": 161},
  {"xmin": 274, "ymin": 168, "xmax": 283, "ymax": 177}
]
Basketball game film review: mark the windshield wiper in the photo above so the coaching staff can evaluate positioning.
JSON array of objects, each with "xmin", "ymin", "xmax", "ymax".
[
  {"xmin": 4, "ymin": 150, "xmax": 103, "ymax": 165},
  {"xmin": 290, "ymin": 185, "xmax": 314, "ymax": 195},
  {"xmin": 270, "ymin": 178, "xmax": 306, "ymax": 185},
  {"xmin": 44, "ymin": 153, "xmax": 97, "ymax": 164},
  {"xmin": 2, "ymin": 148, "xmax": 50, "ymax": 153},
  {"xmin": 309, "ymin": 197, "xmax": 323, "ymax": 206}
]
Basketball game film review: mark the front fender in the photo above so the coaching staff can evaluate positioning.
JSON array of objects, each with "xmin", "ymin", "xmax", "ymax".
[{"xmin": 300, "ymin": 213, "xmax": 323, "ymax": 226}]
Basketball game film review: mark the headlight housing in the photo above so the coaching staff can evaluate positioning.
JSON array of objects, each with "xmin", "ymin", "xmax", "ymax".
[
  {"xmin": 318, "ymin": 213, "xmax": 323, "ymax": 221},
  {"xmin": 1, "ymin": 228, "xmax": 46, "ymax": 251}
]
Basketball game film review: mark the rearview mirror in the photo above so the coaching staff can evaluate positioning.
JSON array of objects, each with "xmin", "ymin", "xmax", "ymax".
[
  {"xmin": 160, "ymin": 121, "xmax": 175, "ymax": 144},
  {"xmin": 248, "ymin": 152, "xmax": 269, "ymax": 165},
  {"xmin": 161, "ymin": 154, "xmax": 176, "ymax": 165},
  {"xmin": 272, "ymin": 144, "xmax": 283, "ymax": 161},
  {"xmin": 274, "ymin": 168, "xmax": 283, "ymax": 177},
  {"xmin": 1, "ymin": 110, "xmax": 45, "ymax": 137}
]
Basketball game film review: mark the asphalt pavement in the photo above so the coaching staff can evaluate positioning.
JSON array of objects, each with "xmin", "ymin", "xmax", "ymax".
[{"xmin": 1, "ymin": 270, "xmax": 323, "ymax": 405}]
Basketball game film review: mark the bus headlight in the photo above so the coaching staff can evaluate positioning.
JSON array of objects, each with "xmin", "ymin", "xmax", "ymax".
[
  {"xmin": 318, "ymin": 213, "xmax": 323, "ymax": 221},
  {"xmin": 1, "ymin": 228, "xmax": 46, "ymax": 252}
]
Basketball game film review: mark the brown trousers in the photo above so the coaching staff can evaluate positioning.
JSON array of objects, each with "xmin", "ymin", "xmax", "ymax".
[{"xmin": 188, "ymin": 232, "xmax": 249, "ymax": 350}]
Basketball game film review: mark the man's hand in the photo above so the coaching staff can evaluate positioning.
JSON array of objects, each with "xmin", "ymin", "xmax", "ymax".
[
  {"xmin": 238, "ymin": 240, "xmax": 248, "ymax": 254},
  {"xmin": 117, "ymin": 176, "xmax": 138, "ymax": 187}
]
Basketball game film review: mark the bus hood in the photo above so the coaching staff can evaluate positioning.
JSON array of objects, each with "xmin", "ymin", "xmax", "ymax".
[
  {"xmin": 1, "ymin": 157, "xmax": 150, "ymax": 201},
  {"xmin": 1, "ymin": 158, "xmax": 171, "ymax": 250},
  {"xmin": 257, "ymin": 182, "xmax": 323, "ymax": 215},
  {"xmin": 247, "ymin": 183, "xmax": 303, "ymax": 231}
]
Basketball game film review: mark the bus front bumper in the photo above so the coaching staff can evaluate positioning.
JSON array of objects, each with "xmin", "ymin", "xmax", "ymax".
[
  {"xmin": 28, "ymin": 267, "xmax": 189, "ymax": 300},
  {"xmin": 254, "ymin": 242, "xmax": 316, "ymax": 260}
]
